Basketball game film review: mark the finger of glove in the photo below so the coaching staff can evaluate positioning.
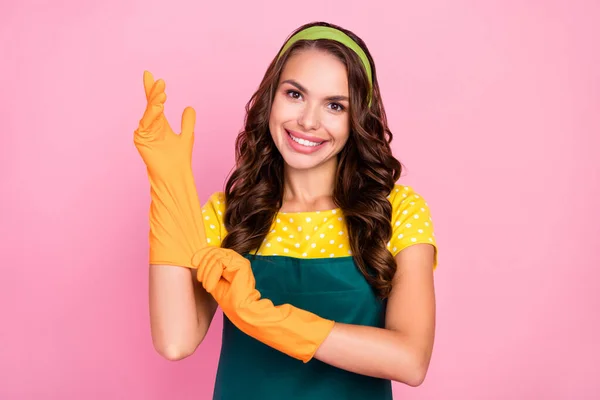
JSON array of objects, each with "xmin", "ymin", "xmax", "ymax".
[
  {"xmin": 180, "ymin": 107, "xmax": 196, "ymax": 140},
  {"xmin": 196, "ymin": 253, "xmax": 218, "ymax": 282},
  {"xmin": 203, "ymin": 263, "xmax": 225, "ymax": 293},
  {"xmin": 151, "ymin": 91, "xmax": 167, "ymax": 107},
  {"xmin": 149, "ymin": 79, "xmax": 166, "ymax": 103},
  {"xmin": 138, "ymin": 97, "xmax": 165, "ymax": 132},
  {"xmin": 143, "ymin": 71, "xmax": 155, "ymax": 100},
  {"xmin": 193, "ymin": 248, "xmax": 225, "ymax": 279},
  {"xmin": 222, "ymin": 261, "xmax": 256, "ymax": 292},
  {"xmin": 211, "ymin": 279, "xmax": 232, "ymax": 308},
  {"xmin": 194, "ymin": 247, "xmax": 229, "ymax": 267}
]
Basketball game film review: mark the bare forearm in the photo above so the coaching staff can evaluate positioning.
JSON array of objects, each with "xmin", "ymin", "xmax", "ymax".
[
  {"xmin": 313, "ymin": 322, "xmax": 432, "ymax": 387},
  {"xmin": 149, "ymin": 264, "xmax": 217, "ymax": 360}
]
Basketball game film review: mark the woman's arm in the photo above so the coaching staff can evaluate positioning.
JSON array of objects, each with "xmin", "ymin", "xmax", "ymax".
[
  {"xmin": 313, "ymin": 243, "xmax": 436, "ymax": 386},
  {"xmin": 149, "ymin": 264, "xmax": 218, "ymax": 361}
]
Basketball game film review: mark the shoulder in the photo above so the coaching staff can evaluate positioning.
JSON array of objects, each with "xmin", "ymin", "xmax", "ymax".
[
  {"xmin": 388, "ymin": 184, "xmax": 429, "ymax": 212},
  {"xmin": 201, "ymin": 191, "xmax": 227, "ymax": 226},
  {"xmin": 202, "ymin": 191, "xmax": 226, "ymax": 211},
  {"xmin": 388, "ymin": 184, "xmax": 433, "ymax": 228},
  {"xmin": 201, "ymin": 191, "xmax": 227, "ymax": 246},
  {"xmin": 387, "ymin": 183, "xmax": 437, "ymax": 266}
]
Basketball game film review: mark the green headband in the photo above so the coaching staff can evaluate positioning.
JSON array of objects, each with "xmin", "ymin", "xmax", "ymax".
[{"xmin": 278, "ymin": 26, "xmax": 373, "ymax": 105}]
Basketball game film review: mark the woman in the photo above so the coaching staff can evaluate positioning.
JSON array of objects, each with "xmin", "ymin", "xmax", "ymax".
[{"xmin": 135, "ymin": 21, "xmax": 438, "ymax": 400}]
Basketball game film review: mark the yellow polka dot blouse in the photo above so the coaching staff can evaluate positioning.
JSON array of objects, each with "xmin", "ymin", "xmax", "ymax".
[{"xmin": 201, "ymin": 184, "xmax": 437, "ymax": 267}]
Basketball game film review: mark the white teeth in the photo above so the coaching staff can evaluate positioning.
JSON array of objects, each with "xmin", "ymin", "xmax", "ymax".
[{"xmin": 289, "ymin": 132, "xmax": 322, "ymax": 147}]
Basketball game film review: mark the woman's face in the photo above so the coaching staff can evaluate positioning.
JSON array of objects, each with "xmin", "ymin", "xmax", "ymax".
[{"xmin": 269, "ymin": 49, "xmax": 351, "ymax": 172}]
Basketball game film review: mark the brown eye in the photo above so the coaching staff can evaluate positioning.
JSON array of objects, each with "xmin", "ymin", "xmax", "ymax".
[
  {"xmin": 329, "ymin": 103, "xmax": 345, "ymax": 112},
  {"xmin": 286, "ymin": 90, "xmax": 302, "ymax": 100}
]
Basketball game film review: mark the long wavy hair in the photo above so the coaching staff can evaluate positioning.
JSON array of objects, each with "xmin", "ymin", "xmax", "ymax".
[{"xmin": 221, "ymin": 21, "xmax": 402, "ymax": 299}]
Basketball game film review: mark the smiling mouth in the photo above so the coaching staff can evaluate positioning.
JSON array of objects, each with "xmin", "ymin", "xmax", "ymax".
[{"xmin": 286, "ymin": 130, "xmax": 325, "ymax": 147}]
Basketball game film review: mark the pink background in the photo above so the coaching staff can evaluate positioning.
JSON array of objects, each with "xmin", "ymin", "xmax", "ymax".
[{"xmin": 2, "ymin": 0, "xmax": 599, "ymax": 399}]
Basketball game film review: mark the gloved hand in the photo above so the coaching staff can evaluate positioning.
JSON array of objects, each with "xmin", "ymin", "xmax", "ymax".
[
  {"xmin": 134, "ymin": 70, "xmax": 206, "ymax": 268},
  {"xmin": 133, "ymin": 71, "xmax": 334, "ymax": 362},
  {"xmin": 192, "ymin": 247, "xmax": 336, "ymax": 363}
]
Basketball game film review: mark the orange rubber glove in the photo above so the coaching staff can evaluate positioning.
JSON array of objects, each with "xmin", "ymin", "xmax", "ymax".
[
  {"xmin": 134, "ymin": 71, "xmax": 334, "ymax": 362},
  {"xmin": 134, "ymin": 71, "xmax": 206, "ymax": 268},
  {"xmin": 192, "ymin": 247, "xmax": 336, "ymax": 363}
]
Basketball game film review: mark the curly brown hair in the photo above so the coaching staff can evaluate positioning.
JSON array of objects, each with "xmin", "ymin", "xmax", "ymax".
[{"xmin": 221, "ymin": 21, "xmax": 402, "ymax": 299}]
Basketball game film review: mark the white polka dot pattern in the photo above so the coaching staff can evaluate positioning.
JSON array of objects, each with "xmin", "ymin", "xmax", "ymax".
[
  {"xmin": 387, "ymin": 185, "xmax": 437, "ymax": 266},
  {"xmin": 200, "ymin": 185, "xmax": 437, "ymax": 264},
  {"xmin": 200, "ymin": 192, "xmax": 226, "ymax": 247}
]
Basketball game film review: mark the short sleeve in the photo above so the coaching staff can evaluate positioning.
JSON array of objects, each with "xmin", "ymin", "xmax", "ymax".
[
  {"xmin": 201, "ymin": 192, "xmax": 227, "ymax": 247},
  {"xmin": 389, "ymin": 185, "xmax": 438, "ymax": 269}
]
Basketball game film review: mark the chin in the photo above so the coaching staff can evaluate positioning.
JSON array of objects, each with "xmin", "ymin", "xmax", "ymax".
[{"xmin": 280, "ymin": 154, "xmax": 326, "ymax": 171}]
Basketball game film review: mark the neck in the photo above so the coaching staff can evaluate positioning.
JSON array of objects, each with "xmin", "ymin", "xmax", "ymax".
[{"xmin": 282, "ymin": 158, "xmax": 338, "ymax": 211}]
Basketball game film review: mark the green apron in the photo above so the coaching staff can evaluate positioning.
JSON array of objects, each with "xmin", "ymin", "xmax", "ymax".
[{"xmin": 212, "ymin": 254, "xmax": 393, "ymax": 399}]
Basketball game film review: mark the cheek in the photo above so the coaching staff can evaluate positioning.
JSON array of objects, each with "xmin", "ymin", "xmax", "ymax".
[
  {"xmin": 270, "ymin": 95, "xmax": 295, "ymax": 124},
  {"xmin": 323, "ymin": 115, "xmax": 350, "ymax": 143},
  {"xmin": 269, "ymin": 99, "xmax": 283, "ymax": 135}
]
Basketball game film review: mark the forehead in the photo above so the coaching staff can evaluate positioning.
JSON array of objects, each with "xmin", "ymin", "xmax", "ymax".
[{"xmin": 280, "ymin": 49, "xmax": 349, "ymax": 96}]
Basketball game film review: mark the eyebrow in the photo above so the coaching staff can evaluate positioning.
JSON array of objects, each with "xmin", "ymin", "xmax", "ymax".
[{"xmin": 281, "ymin": 79, "xmax": 349, "ymax": 102}]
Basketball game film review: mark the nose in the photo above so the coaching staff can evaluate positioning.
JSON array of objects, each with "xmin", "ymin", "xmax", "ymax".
[{"xmin": 297, "ymin": 102, "xmax": 321, "ymax": 131}]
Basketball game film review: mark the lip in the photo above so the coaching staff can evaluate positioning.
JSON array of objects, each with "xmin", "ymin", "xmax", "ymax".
[
  {"xmin": 286, "ymin": 129, "xmax": 327, "ymax": 143},
  {"xmin": 285, "ymin": 129, "xmax": 327, "ymax": 154}
]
